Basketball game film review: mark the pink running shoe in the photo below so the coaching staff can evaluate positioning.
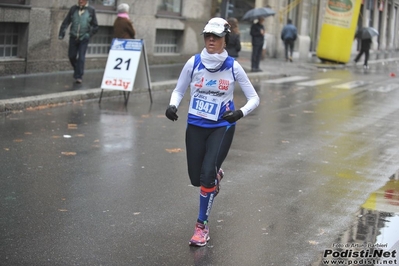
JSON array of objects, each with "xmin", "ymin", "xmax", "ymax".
[
  {"xmin": 189, "ymin": 222, "xmax": 210, "ymax": 247},
  {"xmin": 214, "ymin": 168, "xmax": 224, "ymax": 197}
]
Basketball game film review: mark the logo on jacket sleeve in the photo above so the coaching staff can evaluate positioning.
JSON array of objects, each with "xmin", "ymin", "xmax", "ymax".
[
  {"xmin": 218, "ymin": 79, "xmax": 229, "ymax": 90},
  {"xmin": 195, "ymin": 77, "xmax": 204, "ymax": 88},
  {"xmin": 205, "ymin": 80, "xmax": 217, "ymax": 87}
]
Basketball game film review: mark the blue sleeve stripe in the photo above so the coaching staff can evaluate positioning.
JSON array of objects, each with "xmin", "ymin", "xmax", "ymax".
[{"xmin": 191, "ymin": 54, "xmax": 201, "ymax": 79}]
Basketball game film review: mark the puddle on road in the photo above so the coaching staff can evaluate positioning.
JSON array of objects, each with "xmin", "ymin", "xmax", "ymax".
[{"xmin": 313, "ymin": 171, "xmax": 399, "ymax": 266}]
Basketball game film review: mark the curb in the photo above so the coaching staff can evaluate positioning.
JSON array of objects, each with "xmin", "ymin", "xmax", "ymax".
[
  {"xmin": 2, "ymin": 55, "xmax": 398, "ymax": 113},
  {"xmin": 0, "ymin": 88, "xmax": 104, "ymax": 112}
]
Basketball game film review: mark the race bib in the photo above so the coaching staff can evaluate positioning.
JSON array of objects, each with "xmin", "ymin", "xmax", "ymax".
[{"xmin": 188, "ymin": 93, "xmax": 222, "ymax": 121}]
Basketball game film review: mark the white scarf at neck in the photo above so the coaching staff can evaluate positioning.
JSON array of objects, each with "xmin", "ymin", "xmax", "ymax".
[{"xmin": 200, "ymin": 48, "xmax": 228, "ymax": 71}]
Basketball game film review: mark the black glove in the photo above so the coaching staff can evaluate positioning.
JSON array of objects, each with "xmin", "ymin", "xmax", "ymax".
[
  {"xmin": 165, "ymin": 105, "xmax": 178, "ymax": 121},
  {"xmin": 222, "ymin": 110, "xmax": 243, "ymax": 123}
]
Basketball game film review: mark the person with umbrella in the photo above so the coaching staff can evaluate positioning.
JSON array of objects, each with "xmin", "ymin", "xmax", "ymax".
[
  {"xmin": 354, "ymin": 27, "xmax": 378, "ymax": 69},
  {"xmin": 242, "ymin": 7, "xmax": 275, "ymax": 71},
  {"xmin": 250, "ymin": 17, "xmax": 265, "ymax": 72}
]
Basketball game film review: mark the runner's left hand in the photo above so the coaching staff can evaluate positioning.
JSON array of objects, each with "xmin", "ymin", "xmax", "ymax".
[{"xmin": 222, "ymin": 110, "xmax": 243, "ymax": 123}]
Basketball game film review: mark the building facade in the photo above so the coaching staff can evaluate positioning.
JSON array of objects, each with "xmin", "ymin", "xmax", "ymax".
[
  {"xmin": 0, "ymin": 0, "xmax": 398, "ymax": 76},
  {"xmin": 0, "ymin": 0, "xmax": 213, "ymax": 76},
  {"xmin": 257, "ymin": 0, "xmax": 399, "ymax": 59}
]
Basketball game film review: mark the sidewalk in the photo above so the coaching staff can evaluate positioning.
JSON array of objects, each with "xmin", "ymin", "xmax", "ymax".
[{"xmin": 0, "ymin": 50, "xmax": 398, "ymax": 112}]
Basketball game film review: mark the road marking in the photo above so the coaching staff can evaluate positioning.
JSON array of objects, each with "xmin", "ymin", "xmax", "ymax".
[
  {"xmin": 264, "ymin": 76, "xmax": 309, "ymax": 84},
  {"xmin": 369, "ymin": 83, "xmax": 399, "ymax": 92},
  {"xmin": 265, "ymin": 76, "xmax": 370, "ymax": 90},
  {"xmin": 296, "ymin": 78, "xmax": 339, "ymax": 86},
  {"xmin": 332, "ymin": 81, "xmax": 368, "ymax": 89}
]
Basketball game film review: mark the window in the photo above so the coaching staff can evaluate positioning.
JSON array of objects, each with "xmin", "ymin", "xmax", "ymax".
[
  {"xmin": 89, "ymin": 0, "xmax": 116, "ymax": 11},
  {"xmin": 309, "ymin": 0, "xmax": 320, "ymax": 51},
  {"xmin": 0, "ymin": 23, "xmax": 19, "ymax": 58},
  {"xmin": 87, "ymin": 27, "xmax": 112, "ymax": 55},
  {"xmin": 157, "ymin": 0, "xmax": 182, "ymax": 16},
  {"xmin": 0, "ymin": 0, "xmax": 26, "ymax": 4},
  {"xmin": 287, "ymin": 0, "xmax": 300, "ymax": 27},
  {"xmin": 154, "ymin": 29, "xmax": 182, "ymax": 54}
]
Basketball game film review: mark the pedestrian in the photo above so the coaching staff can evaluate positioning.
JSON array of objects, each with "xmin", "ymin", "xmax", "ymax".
[
  {"xmin": 165, "ymin": 17, "xmax": 260, "ymax": 247},
  {"xmin": 281, "ymin": 19, "xmax": 297, "ymax": 62},
  {"xmin": 354, "ymin": 36, "xmax": 372, "ymax": 69},
  {"xmin": 225, "ymin": 17, "xmax": 241, "ymax": 59},
  {"xmin": 250, "ymin": 17, "xmax": 265, "ymax": 72},
  {"xmin": 58, "ymin": 0, "xmax": 98, "ymax": 84},
  {"xmin": 261, "ymin": 33, "xmax": 267, "ymax": 60},
  {"xmin": 113, "ymin": 3, "xmax": 136, "ymax": 39}
]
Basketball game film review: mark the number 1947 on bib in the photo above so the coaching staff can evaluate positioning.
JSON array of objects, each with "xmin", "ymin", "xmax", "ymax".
[
  {"xmin": 189, "ymin": 95, "xmax": 222, "ymax": 121},
  {"xmin": 192, "ymin": 99, "xmax": 217, "ymax": 115}
]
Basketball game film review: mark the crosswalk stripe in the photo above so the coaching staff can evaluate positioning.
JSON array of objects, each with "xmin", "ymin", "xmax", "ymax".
[
  {"xmin": 332, "ymin": 81, "xmax": 367, "ymax": 89},
  {"xmin": 265, "ymin": 76, "xmax": 370, "ymax": 90},
  {"xmin": 264, "ymin": 76, "xmax": 309, "ymax": 84},
  {"xmin": 369, "ymin": 83, "xmax": 399, "ymax": 92},
  {"xmin": 296, "ymin": 78, "xmax": 339, "ymax": 86}
]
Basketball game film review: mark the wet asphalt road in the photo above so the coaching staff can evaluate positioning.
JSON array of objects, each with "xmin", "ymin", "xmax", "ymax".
[
  {"xmin": 1, "ymin": 62, "xmax": 399, "ymax": 265},
  {"xmin": 0, "ymin": 64, "xmax": 185, "ymax": 100}
]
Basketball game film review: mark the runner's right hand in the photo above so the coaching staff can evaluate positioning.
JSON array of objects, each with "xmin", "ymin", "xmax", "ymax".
[{"xmin": 165, "ymin": 105, "xmax": 178, "ymax": 121}]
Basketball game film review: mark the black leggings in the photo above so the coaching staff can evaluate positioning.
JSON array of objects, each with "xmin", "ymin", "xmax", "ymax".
[{"xmin": 185, "ymin": 124, "xmax": 235, "ymax": 188}]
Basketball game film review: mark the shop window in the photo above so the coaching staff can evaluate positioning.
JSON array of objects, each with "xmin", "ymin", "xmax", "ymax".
[
  {"xmin": 287, "ymin": 0, "xmax": 300, "ymax": 26},
  {"xmin": 0, "ymin": 0, "xmax": 26, "ymax": 4},
  {"xmin": 87, "ymin": 27, "xmax": 112, "ymax": 55},
  {"xmin": 157, "ymin": 0, "xmax": 182, "ymax": 16},
  {"xmin": 0, "ymin": 23, "xmax": 19, "ymax": 58},
  {"xmin": 154, "ymin": 29, "xmax": 182, "ymax": 54},
  {"xmin": 89, "ymin": 0, "xmax": 116, "ymax": 11}
]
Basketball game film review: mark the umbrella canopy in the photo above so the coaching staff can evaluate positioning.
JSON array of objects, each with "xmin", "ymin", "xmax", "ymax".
[
  {"xmin": 356, "ymin": 27, "xmax": 379, "ymax": 40},
  {"xmin": 242, "ymin": 7, "xmax": 276, "ymax": 21}
]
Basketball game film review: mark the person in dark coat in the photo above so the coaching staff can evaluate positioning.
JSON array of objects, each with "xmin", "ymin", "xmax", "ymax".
[
  {"xmin": 225, "ymin": 17, "xmax": 241, "ymax": 59},
  {"xmin": 250, "ymin": 17, "xmax": 265, "ymax": 72},
  {"xmin": 281, "ymin": 19, "xmax": 297, "ymax": 62},
  {"xmin": 59, "ymin": 0, "xmax": 98, "ymax": 84},
  {"xmin": 113, "ymin": 3, "xmax": 135, "ymax": 39},
  {"xmin": 354, "ymin": 29, "xmax": 372, "ymax": 69}
]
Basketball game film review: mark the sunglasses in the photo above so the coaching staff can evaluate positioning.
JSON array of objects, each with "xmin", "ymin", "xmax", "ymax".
[{"xmin": 204, "ymin": 33, "xmax": 222, "ymax": 39}]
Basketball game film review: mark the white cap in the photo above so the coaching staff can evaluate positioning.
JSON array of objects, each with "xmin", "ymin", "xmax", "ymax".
[{"xmin": 202, "ymin": 17, "xmax": 231, "ymax": 37}]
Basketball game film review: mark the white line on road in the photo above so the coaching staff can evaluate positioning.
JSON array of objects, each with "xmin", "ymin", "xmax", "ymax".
[
  {"xmin": 296, "ymin": 78, "xmax": 339, "ymax": 86},
  {"xmin": 369, "ymin": 83, "xmax": 399, "ymax": 92},
  {"xmin": 332, "ymin": 81, "xmax": 368, "ymax": 89},
  {"xmin": 264, "ymin": 76, "xmax": 309, "ymax": 84}
]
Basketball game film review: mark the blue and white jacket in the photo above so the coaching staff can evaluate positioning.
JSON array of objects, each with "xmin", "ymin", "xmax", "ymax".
[{"xmin": 169, "ymin": 48, "xmax": 260, "ymax": 128}]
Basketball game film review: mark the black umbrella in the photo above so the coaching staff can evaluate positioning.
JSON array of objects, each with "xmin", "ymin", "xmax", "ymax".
[
  {"xmin": 242, "ymin": 7, "xmax": 276, "ymax": 21},
  {"xmin": 356, "ymin": 27, "xmax": 379, "ymax": 40}
]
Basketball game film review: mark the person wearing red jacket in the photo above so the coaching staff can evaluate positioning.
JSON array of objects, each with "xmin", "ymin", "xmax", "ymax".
[{"xmin": 113, "ymin": 3, "xmax": 136, "ymax": 39}]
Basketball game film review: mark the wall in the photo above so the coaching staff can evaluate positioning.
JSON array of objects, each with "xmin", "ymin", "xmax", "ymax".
[{"xmin": 0, "ymin": 0, "xmax": 213, "ymax": 76}]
